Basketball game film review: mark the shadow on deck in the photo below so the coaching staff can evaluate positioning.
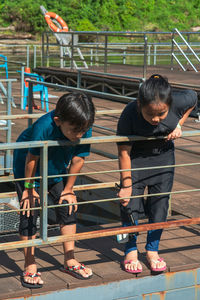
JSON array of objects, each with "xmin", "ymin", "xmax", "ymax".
[{"xmin": 0, "ymin": 216, "xmax": 200, "ymax": 299}]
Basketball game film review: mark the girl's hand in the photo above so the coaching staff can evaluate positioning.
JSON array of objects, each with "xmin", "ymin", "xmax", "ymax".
[
  {"xmin": 20, "ymin": 188, "xmax": 40, "ymax": 217},
  {"xmin": 166, "ymin": 127, "xmax": 182, "ymax": 140},
  {"xmin": 59, "ymin": 190, "xmax": 77, "ymax": 215},
  {"xmin": 117, "ymin": 186, "xmax": 132, "ymax": 207}
]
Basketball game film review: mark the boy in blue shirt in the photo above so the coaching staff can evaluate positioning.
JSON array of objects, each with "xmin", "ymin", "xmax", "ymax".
[{"xmin": 13, "ymin": 92, "xmax": 95, "ymax": 288}]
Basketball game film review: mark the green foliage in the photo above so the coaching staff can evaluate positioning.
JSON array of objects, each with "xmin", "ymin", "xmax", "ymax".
[{"xmin": 1, "ymin": 0, "xmax": 200, "ymax": 35}]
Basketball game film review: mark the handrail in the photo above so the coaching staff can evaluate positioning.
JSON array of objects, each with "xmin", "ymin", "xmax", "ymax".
[
  {"xmin": 0, "ymin": 217, "xmax": 200, "ymax": 251},
  {"xmin": 0, "ymin": 131, "xmax": 200, "ymax": 249},
  {"xmin": 171, "ymin": 28, "xmax": 200, "ymax": 72}
]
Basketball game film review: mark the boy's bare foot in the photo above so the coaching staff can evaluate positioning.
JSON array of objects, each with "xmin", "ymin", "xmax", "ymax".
[
  {"xmin": 62, "ymin": 258, "xmax": 93, "ymax": 279},
  {"xmin": 21, "ymin": 264, "xmax": 43, "ymax": 288}
]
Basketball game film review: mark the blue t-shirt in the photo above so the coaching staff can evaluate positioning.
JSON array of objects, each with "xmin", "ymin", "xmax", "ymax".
[{"xmin": 13, "ymin": 110, "xmax": 92, "ymax": 185}]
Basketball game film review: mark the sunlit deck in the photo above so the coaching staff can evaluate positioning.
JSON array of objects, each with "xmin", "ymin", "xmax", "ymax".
[{"xmin": 0, "ymin": 217, "xmax": 200, "ymax": 299}]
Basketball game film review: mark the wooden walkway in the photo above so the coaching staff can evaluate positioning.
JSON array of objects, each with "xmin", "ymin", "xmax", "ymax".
[
  {"xmin": 0, "ymin": 217, "xmax": 200, "ymax": 299},
  {"xmin": 0, "ymin": 65, "xmax": 200, "ymax": 298}
]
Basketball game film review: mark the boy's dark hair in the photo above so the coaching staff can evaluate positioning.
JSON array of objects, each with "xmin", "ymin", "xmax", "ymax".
[
  {"xmin": 138, "ymin": 74, "xmax": 172, "ymax": 109},
  {"xmin": 55, "ymin": 92, "xmax": 95, "ymax": 132}
]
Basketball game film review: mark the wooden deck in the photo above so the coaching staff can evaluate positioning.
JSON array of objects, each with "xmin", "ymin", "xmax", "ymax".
[
  {"xmin": 0, "ymin": 217, "xmax": 200, "ymax": 299},
  {"xmin": 0, "ymin": 65, "xmax": 200, "ymax": 298}
]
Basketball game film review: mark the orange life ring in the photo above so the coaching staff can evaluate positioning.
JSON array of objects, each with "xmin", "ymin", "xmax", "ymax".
[{"xmin": 45, "ymin": 12, "xmax": 68, "ymax": 33}]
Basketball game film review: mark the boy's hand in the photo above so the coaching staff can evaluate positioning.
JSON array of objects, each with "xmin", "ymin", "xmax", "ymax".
[
  {"xmin": 59, "ymin": 190, "xmax": 77, "ymax": 215},
  {"xmin": 20, "ymin": 188, "xmax": 40, "ymax": 217},
  {"xmin": 117, "ymin": 186, "xmax": 132, "ymax": 207}
]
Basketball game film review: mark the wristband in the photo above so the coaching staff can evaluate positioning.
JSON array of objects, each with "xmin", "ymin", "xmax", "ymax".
[
  {"xmin": 116, "ymin": 183, "xmax": 132, "ymax": 189},
  {"xmin": 24, "ymin": 182, "xmax": 35, "ymax": 189},
  {"xmin": 177, "ymin": 122, "xmax": 181, "ymax": 129},
  {"xmin": 121, "ymin": 185, "xmax": 132, "ymax": 189}
]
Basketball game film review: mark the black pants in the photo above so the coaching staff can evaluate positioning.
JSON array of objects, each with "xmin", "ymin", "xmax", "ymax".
[{"xmin": 15, "ymin": 180, "xmax": 76, "ymax": 236}]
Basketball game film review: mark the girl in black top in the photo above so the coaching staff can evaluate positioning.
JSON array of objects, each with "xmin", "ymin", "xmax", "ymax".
[{"xmin": 117, "ymin": 74, "xmax": 197, "ymax": 273}]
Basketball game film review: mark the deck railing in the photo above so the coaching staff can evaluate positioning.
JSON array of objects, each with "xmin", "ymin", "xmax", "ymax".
[
  {"xmin": 1, "ymin": 30, "xmax": 200, "ymax": 80},
  {"xmin": 1, "ymin": 131, "xmax": 200, "ymax": 250},
  {"xmin": 171, "ymin": 28, "xmax": 200, "ymax": 72},
  {"xmin": 1, "ymin": 78, "xmax": 200, "ymax": 251}
]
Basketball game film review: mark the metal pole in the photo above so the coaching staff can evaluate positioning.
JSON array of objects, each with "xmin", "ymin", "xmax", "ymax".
[
  {"xmin": 26, "ymin": 45, "xmax": 30, "ymax": 68},
  {"xmin": 90, "ymin": 49, "xmax": 93, "ymax": 66},
  {"xmin": 34, "ymin": 45, "xmax": 37, "ymax": 68},
  {"xmin": 171, "ymin": 30, "xmax": 175, "ymax": 70},
  {"xmin": 5, "ymin": 81, "xmax": 12, "ymax": 175},
  {"xmin": 77, "ymin": 69, "xmax": 81, "ymax": 88},
  {"xmin": 71, "ymin": 33, "xmax": 74, "ymax": 70},
  {"xmin": 104, "ymin": 35, "xmax": 108, "ymax": 73},
  {"xmin": 123, "ymin": 50, "xmax": 126, "ymax": 65},
  {"xmin": 143, "ymin": 34, "xmax": 148, "ymax": 79},
  {"xmin": 148, "ymin": 45, "xmax": 151, "ymax": 65},
  {"xmin": 42, "ymin": 33, "xmax": 45, "ymax": 67},
  {"xmin": 20, "ymin": 65, "xmax": 25, "ymax": 110},
  {"xmin": 154, "ymin": 45, "xmax": 157, "ymax": 65},
  {"xmin": 28, "ymin": 82, "xmax": 33, "ymax": 127},
  {"xmin": 47, "ymin": 33, "xmax": 49, "ymax": 67},
  {"xmin": 40, "ymin": 144, "xmax": 48, "ymax": 242}
]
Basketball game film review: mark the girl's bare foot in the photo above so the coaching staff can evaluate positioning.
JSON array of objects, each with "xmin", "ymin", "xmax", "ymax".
[
  {"xmin": 123, "ymin": 250, "xmax": 142, "ymax": 273},
  {"xmin": 146, "ymin": 251, "xmax": 166, "ymax": 272}
]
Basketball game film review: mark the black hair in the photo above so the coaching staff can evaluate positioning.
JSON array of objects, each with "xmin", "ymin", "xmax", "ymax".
[
  {"xmin": 138, "ymin": 74, "xmax": 172, "ymax": 110},
  {"xmin": 54, "ymin": 92, "xmax": 95, "ymax": 132}
]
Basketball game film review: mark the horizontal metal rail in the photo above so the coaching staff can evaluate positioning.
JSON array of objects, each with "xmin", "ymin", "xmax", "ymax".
[
  {"xmin": 2, "ymin": 185, "xmax": 200, "ymax": 213},
  {"xmin": 0, "ymin": 217, "xmax": 199, "ymax": 251},
  {"xmin": 1, "ymin": 160, "xmax": 200, "ymax": 185},
  {"xmin": 0, "ymin": 109, "xmax": 123, "ymax": 121},
  {"xmin": 1, "ymin": 130, "xmax": 200, "ymax": 151}
]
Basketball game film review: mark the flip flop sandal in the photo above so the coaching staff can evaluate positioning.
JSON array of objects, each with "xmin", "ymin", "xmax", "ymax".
[
  {"xmin": 148, "ymin": 257, "xmax": 167, "ymax": 272},
  {"xmin": 122, "ymin": 260, "xmax": 143, "ymax": 274},
  {"xmin": 61, "ymin": 264, "xmax": 93, "ymax": 280},
  {"xmin": 21, "ymin": 271, "xmax": 43, "ymax": 289}
]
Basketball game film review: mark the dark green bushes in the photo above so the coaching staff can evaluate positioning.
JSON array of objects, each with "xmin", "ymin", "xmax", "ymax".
[{"xmin": 0, "ymin": 0, "xmax": 200, "ymax": 34}]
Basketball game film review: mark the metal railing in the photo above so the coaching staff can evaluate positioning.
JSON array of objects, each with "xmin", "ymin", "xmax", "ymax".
[
  {"xmin": 0, "ymin": 78, "xmax": 17, "ymax": 173},
  {"xmin": 1, "ymin": 30, "xmax": 200, "ymax": 79},
  {"xmin": 0, "ymin": 130, "xmax": 200, "ymax": 250},
  {"xmin": 0, "ymin": 57, "xmax": 26, "ymax": 107},
  {"xmin": 40, "ymin": 30, "xmax": 200, "ymax": 76},
  {"xmin": 0, "ymin": 78, "xmax": 200, "ymax": 251},
  {"xmin": 171, "ymin": 28, "xmax": 200, "ymax": 72}
]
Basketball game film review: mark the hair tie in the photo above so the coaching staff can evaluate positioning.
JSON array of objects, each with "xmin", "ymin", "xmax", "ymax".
[{"xmin": 153, "ymin": 75, "xmax": 159, "ymax": 78}]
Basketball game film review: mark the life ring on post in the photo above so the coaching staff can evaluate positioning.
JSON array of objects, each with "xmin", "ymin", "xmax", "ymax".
[{"xmin": 45, "ymin": 12, "xmax": 68, "ymax": 33}]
